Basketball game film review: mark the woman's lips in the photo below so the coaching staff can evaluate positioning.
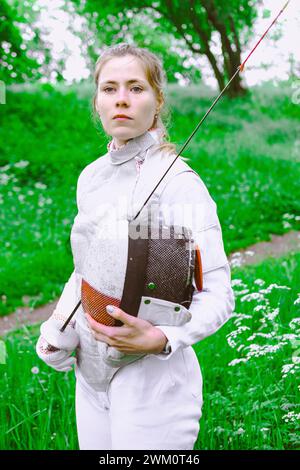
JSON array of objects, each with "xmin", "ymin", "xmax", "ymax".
[{"xmin": 114, "ymin": 117, "xmax": 131, "ymax": 120}]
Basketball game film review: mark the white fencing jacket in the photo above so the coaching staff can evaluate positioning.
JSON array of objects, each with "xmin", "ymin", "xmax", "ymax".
[{"xmin": 49, "ymin": 128, "xmax": 235, "ymax": 391}]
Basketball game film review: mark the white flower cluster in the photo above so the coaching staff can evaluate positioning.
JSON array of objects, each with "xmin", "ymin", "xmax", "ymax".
[
  {"xmin": 227, "ymin": 276, "xmax": 298, "ymax": 377},
  {"xmin": 226, "ymin": 325, "xmax": 251, "ymax": 348},
  {"xmin": 281, "ymin": 363, "xmax": 300, "ymax": 378},
  {"xmin": 259, "ymin": 284, "xmax": 291, "ymax": 294},
  {"xmin": 289, "ymin": 317, "xmax": 300, "ymax": 330},
  {"xmin": 14, "ymin": 160, "xmax": 29, "ymax": 169},
  {"xmin": 281, "ymin": 411, "xmax": 300, "ymax": 424},
  {"xmin": 34, "ymin": 182, "xmax": 47, "ymax": 190}
]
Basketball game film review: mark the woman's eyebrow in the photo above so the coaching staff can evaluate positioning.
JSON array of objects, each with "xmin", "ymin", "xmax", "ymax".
[{"xmin": 100, "ymin": 79, "xmax": 147, "ymax": 85}]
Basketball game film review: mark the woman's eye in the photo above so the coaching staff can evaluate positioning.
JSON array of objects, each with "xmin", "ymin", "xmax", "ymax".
[
  {"xmin": 103, "ymin": 86, "xmax": 143, "ymax": 93},
  {"xmin": 131, "ymin": 86, "xmax": 143, "ymax": 92}
]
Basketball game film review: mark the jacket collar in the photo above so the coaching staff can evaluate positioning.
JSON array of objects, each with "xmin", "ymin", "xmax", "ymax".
[{"xmin": 107, "ymin": 128, "xmax": 164, "ymax": 165}]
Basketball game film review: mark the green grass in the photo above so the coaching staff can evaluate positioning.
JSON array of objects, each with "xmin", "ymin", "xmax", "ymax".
[
  {"xmin": 0, "ymin": 251, "xmax": 299, "ymax": 450},
  {"xmin": 194, "ymin": 251, "xmax": 300, "ymax": 450},
  {"xmin": 0, "ymin": 79, "xmax": 299, "ymax": 316},
  {"xmin": 1, "ymin": 79, "xmax": 299, "ymax": 450}
]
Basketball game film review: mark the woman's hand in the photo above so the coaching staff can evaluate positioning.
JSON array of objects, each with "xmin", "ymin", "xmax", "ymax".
[
  {"xmin": 85, "ymin": 305, "xmax": 168, "ymax": 355},
  {"xmin": 36, "ymin": 336, "xmax": 77, "ymax": 372},
  {"xmin": 36, "ymin": 316, "xmax": 79, "ymax": 372}
]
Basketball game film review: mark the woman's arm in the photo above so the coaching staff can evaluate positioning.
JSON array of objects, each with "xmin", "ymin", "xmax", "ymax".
[
  {"xmin": 150, "ymin": 170, "xmax": 235, "ymax": 360},
  {"xmin": 35, "ymin": 270, "xmax": 80, "ymax": 371}
]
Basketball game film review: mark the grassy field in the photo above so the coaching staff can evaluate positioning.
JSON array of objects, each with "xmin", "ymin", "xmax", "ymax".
[
  {"xmin": 0, "ymin": 251, "xmax": 299, "ymax": 450},
  {"xmin": 0, "ymin": 80, "xmax": 300, "ymax": 316},
  {"xmin": 0, "ymin": 80, "xmax": 299, "ymax": 450}
]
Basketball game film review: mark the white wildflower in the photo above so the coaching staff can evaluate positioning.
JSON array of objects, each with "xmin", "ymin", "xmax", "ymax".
[
  {"xmin": 228, "ymin": 358, "xmax": 248, "ymax": 366},
  {"xmin": 227, "ymin": 325, "xmax": 251, "ymax": 339},
  {"xmin": 259, "ymin": 284, "xmax": 291, "ymax": 294},
  {"xmin": 245, "ymin": 343, "xmax": 282, "ymax": 358},
  {"xmin": 292, "ymin": 354, "xmax": 300, "ymax": 364},
  {"xmin": 236, "ymin": 427, "xmax": 245, "ymax": 435},
  {"xmin": 294, "ymin": 296, "xmax": 300, "ymax": 306},
  {"xmin": 0, "ymin": 173, "xmax": 11, "ymax": 185},
  {"xmin": 0, "ymin": 164, "xmax": 10, "ymax": 172},
  {"xmin": 241, "ymin": 292, "xmax": 265, "ymax": 303},
  {"xmin": 14, "ymin": 160, "xmax": 29, "ymax": 168},
  {"xmin": 232, "ymin": 313, "xmax": 252, "ymax": 319},
  {"xmin": 282, "ymin": 333, "xmax": 298, "ymax": 341},
  {"xmin": 281, "ymin": 363, "xmax": 298, "ymax": 378},
  {"xmin": 247, "ymin": 332, "xmax": 274, "ymax": 341},
  {"xmin": 34, "ymin": 182, "xmax": 47, "ymax": 189},
  {"xmin": 214, "ymin": 426, "xmax": 225, "ymax": 434},
  {"xmin": 235, "ymin": 289, "xmax": 250, "ymax": 296},
  {"xmin": 289, "ymin": 318, "xmax": 300, "ymax": 330},
  {"xmin": 265, "ymin": 307, "xmax": 280, "ymax": 321},
  {"xmin": 282, "ymin": 411, "xmax": 300, "ymax": 423},
  {"xmin": 283, "ymin": 221, "xmax": 291, "ymax": 229},
  {"xmin": 254, "ymin": 305, "xmax": 266, "ymax": 312},
  {"xmin": 254, "ymin": 279, "xmax": 265, "ymax": 286},
  {"xmin": 230, "ymin": 258, "xmax": 242, "ymax": 268},
  {"xmin": 231, "ymin": 279, "xmax": 244, "ymax": 287},
  {"xmin": 31, "ymin": 366, "xmax": 39, "ymax": 374}
]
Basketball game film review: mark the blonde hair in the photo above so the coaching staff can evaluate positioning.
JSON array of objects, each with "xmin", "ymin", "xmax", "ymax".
[{"xmin": 92, "ymin": 42, "xmax": 182, "ymax": 157}]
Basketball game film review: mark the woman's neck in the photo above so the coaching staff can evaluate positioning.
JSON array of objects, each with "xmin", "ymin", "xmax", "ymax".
[{"xmin": 108, "ymin": 128, "xmax": 164, "ymax": 153}]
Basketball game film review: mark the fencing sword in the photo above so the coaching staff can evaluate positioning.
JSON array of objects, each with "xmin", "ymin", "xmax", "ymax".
[{"xmin": 60, "ymin": 0, "xmax": 291, "ymax": 333}]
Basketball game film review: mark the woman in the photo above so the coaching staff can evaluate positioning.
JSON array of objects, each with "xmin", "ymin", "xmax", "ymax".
[{"xmin": 36, "ymin": 43, "xmax": 235, "ymax": 450}]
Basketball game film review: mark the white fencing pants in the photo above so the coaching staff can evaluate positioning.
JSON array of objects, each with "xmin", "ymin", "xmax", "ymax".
[{"xmin": 75, "ymin": 346, "xmax": 203, "ymax": 450}]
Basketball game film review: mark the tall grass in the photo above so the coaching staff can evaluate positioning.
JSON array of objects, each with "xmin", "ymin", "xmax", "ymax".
[
  {"xmin": 194, "ymin": 251, "xmax": 300, "ymax": 450},
  {"xmin": 0, "ymin": 251, "xmax": 299, "ymax": 450},
  {"xmin": 0, "ymin": 80, "xmax": 299, "ymax": 316}
]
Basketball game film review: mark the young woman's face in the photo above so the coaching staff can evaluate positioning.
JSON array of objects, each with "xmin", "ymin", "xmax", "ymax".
[{"xmin": 96, "ymin": 55, "xmax": 159, "ymax": 147}]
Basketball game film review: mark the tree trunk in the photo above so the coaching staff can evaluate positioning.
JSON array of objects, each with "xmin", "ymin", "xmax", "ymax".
[
  {"xmin": 202, "ymin": 0, "xmax": 247, "ymax": 97},
  {"xmin": 138, "ymin": 0, "xmax": 248, "ymax": 97}
]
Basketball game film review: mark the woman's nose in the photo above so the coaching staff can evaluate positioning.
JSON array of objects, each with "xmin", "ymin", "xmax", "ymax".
[{"xmin": 115, "ymin": 88, "xmax": 130, "ymax": 105}]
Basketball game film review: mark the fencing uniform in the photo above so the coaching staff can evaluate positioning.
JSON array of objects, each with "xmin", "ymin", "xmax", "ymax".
[{"xmin": 37, "ymin": 128, "xmax": 235, "ymax": 450}]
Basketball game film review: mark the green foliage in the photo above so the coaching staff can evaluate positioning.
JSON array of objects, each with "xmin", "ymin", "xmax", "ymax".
[
  {"xmin": 194, "ymin": 251, "xmax": 300, "ymax": 450},
  {"xmin": 0, "ymin": 0, "xmax": 42, "ymax": 84},
  {"xmin": 0, "ymin": 251, "xmax": 299, "ymax": 449},
  {"xmin": 0, "ymin": 79, "xmax": 299, "ymax": 316},
  {"xmin": 0, "ymin": 78, "xmax": 299, "ymax": 450},
  {"xmin": 71, "ymin": 0, "xmax": 263, "ymax": 92},
  {"xmin": 74, "ymin": 0, "xmax": 260, "ymax": 48}
]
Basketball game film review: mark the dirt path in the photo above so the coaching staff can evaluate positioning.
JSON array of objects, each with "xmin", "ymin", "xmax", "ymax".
[
  {"xmin": 1, "ymin": 230, "xmax": 300, "ymax": 338},
  {"xmin": 228, "ymin": 230, "xmax": 300, "ymax": 267}
]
